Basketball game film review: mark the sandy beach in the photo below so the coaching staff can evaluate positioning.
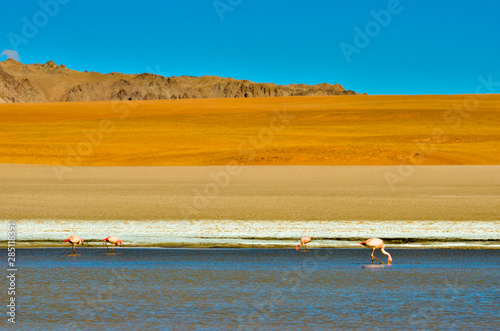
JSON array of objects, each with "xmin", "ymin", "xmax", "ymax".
[
  {"xmin": 1, "ymin": 164, "xmax": 499, "ymax": 221},
  {"xmin": 1, "ymin": 164, "xmax": 498, "ymax": 247}
]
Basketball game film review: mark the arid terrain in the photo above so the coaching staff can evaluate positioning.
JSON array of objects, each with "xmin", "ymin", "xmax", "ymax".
[
  {"xmin": 0, "ymin": 94, "xmax": 499, "ymax": 166},
  {"xmin": 1, "ymin": 90, "xmax": 499, "ymax": 242},
  {"xmin": 1, "ymin": 164, "xmax": 498, "ymax": 222},
  {"xmin": 0, "ymin": 59, "xmax": 356, "ymax": 103}
]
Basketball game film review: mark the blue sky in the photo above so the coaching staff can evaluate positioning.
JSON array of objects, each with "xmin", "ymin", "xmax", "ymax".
[{"xmin": 1, "ymin": 0, "xmax": 499, "ymax": 95}]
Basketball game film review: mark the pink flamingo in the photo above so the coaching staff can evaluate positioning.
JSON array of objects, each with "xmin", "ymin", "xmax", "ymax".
[
  {"xmin": 360, "ymin": 238, "xmax": 392, "ymax": 264},
  {"xmin": 64, "ymin": 235, "xmax": 84, "ymax": 254},
  {"xmin": 296, "ymin": 236, "xmax": 312, "ymax": 251},
  {"xmin": 103, "ymin": 236, "xmax": 123, "ymax": 253}
]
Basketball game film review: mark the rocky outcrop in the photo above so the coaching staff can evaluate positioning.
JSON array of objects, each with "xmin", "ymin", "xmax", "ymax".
[
  {"xmin": 0, "ymin": 67, "xmax": 45, "ymax": 103},
  {"xmin": 0, "ymin": 59, "xmax": 361, "ymax": 103}
]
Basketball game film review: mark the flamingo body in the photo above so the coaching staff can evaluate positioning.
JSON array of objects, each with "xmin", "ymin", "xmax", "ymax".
[
  {"xmin": 295, "ymin": 236, "xmax": 312, "ymax": 251},
  {"xmin": 65, "ymin": 235, "xmax": 84, "ymax": 254},
  {"xmin": 103, "ymin": 236, "xmax": 123, "ymax": 253},
  {"xmin": 360, "ymin": 238, "xmax": 392, "ymax": 264}
]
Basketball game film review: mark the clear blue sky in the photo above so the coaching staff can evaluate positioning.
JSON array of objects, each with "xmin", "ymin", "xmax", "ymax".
[{"xmin": 1, "ymin": 0, "xmax": 499, "ymax": 95}]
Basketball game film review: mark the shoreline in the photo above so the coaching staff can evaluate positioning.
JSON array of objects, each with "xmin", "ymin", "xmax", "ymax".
[
  {"xmin": 3, "ymin": 219, "xmax": 499, "ymax": 249},
  {"xmin": 3, "ymin": 243, "xmax": 500, "ymax": 249}
]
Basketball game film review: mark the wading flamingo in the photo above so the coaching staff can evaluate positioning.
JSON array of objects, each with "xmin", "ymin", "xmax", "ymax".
[
  {"xmin": 360, "ymin": 238, "xmax": 392, "ymax": 264},
  {"xmin": 65, "ymin": 235, "xmax": 84, "ymax": 254},
  {"xmin": 296, "ymin": 236, "xmax": 312, "ymax": 251},
  {"xmin": 103, "ymin": 236, "xmax": 123, "ymax": 253}
]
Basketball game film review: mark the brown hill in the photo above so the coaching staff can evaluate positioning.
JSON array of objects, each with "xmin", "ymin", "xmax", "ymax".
[{"xmin": 0, "ymin": 59, "xmax": 358, "ymax": 103}]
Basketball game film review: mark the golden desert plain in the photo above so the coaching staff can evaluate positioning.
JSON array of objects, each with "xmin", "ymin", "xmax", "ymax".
[{"xmin": 1, "ymin": 94, "xmax": 499, "ymax": 166}]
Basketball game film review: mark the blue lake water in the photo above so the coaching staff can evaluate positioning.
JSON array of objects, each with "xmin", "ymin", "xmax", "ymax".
[{"xmin": 4, "ymin": 248, "xmax": 500, "ymax": 330}]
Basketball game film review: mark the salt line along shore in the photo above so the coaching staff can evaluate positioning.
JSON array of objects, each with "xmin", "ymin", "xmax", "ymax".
[{"xmin": 2, "ymin": 219, "xmax": 499, "ymax": 248}]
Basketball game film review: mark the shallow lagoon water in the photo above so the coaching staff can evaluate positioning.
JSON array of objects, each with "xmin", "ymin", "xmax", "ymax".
[{"xmin": 7, "ymin": 248, "xmax": 500, "ymax": 330}]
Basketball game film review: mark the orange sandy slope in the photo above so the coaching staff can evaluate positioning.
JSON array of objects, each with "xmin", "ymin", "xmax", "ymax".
[{"xmin": 0, "ymin": 95, "xmax": 499, "ymax": 166}]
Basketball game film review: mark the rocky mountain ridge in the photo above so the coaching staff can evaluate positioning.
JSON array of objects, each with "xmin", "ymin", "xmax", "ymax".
[{"xmin": 0, "ymin": 59, "xmax": 359, "ymax": 103}]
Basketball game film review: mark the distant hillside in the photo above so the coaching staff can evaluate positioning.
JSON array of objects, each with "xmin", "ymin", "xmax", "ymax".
[{"xmin": 0, "ymin": 59, "xmax": 359, "ymax": 103}]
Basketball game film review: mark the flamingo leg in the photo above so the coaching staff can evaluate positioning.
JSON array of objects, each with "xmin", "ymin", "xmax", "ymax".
[
  {"xmin": 72, "ymin": 244, "xmax": 75, "ymax": 254},
  {"xmin": 371, "ymin": 249, "xmax": 384, "ymax": 264},
  {"xmin": 304, "ymin": 244, "xmax": 307, "ymax": 251},
  {"xmin": 111, "ymin": 246, "xmax": 114, "ymax": 253}
]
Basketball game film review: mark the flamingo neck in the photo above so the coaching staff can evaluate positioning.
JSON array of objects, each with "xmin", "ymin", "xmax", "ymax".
[{"xmin": 381, "ymin": 248, "xmax": 392, "ymax": 262}]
